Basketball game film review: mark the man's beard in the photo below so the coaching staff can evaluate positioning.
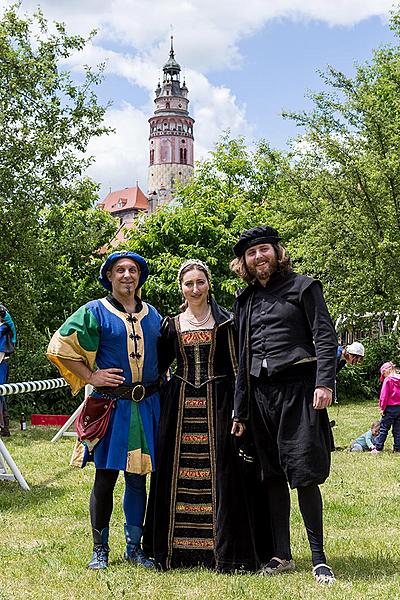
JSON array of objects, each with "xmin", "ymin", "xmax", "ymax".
[
  {"xmin": 123, "ymin": 283, "xmax": 134, "ymax": 295},
  {"xmin": 246, "ymin": 257, "xmax": 278, "ymax": 283}
]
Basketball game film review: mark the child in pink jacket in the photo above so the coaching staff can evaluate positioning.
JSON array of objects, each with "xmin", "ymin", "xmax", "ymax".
[{"xmin": 372, "ymin": 362, "xmax": 400, "ymax": 453}]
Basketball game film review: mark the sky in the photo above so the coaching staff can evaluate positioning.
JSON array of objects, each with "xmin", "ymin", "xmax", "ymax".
[{"xmin": 1, "ymin": 0, "xmax": 397, "ymax": 199}]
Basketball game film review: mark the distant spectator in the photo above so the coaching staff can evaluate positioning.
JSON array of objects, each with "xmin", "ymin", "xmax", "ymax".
[
  {"xmin": 371, "ymin": 362, "xmax": 400, "ymax": 453},
  {"xmin": 0, "ymin": 305, "xmax": 15, "ymax": 437},
  {"xmin": 336, "ymin": 342, "xmax": 365, "ymax": 374},
  {"xmin": 350, "ymin": 420, "xmax": 380, "ymax": 452}
]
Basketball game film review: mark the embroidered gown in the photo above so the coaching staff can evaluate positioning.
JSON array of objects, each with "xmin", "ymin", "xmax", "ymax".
[
  {"xmin": 144, "ymin": 299, "xmax": 262, "ymax": 572},
  {"xmin": 47, "ymin": 295, "xmax": 162, "ymax": 474}
]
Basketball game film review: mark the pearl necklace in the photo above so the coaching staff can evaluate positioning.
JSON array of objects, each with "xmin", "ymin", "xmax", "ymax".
[{"xmin": 185, "ymin": 306, "xmax": 212, "ymax": 327}]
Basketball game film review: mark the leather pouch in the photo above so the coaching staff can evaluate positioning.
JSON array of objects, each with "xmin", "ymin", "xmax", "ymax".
[{"xmin": 75, "ymin": 395, "xmax": 114, "ymax": 446}]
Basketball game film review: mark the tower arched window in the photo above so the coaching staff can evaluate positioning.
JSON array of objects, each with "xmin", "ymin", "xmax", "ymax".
[
  {"xmin": 180, "ymin": 147, "xmax": 187, "ymax": 164},
  {"xmin": 150, "ymin": 149, "xmax": 155, "ymax": 165},
  {"xmin": 166, "ymin": 101, "xmax": 170, "ymax": 109}
]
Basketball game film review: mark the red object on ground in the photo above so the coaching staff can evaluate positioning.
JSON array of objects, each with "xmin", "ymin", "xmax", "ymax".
[{"xmin": 31, "ymin": 414, "xmax": 70, "ymax": 426}]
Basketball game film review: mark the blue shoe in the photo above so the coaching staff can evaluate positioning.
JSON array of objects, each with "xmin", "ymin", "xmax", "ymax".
[
  {"xmin": 88, "ymin": 528, "xmax": 109, "ymax": 570},
  {"xmin": 124, "ymin": 524, "xmax": 155, "ymax": 569}
]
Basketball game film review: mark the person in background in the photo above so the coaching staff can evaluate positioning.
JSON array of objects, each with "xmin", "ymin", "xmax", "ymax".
[
  {"xmin": 371, "ymin": 362, "xmax": 400, "ymax": 454},
  {"xmin": 350, "ymin": 420, "xmax": 380, "ymax": 452},
  {"xmin": 0, "ymin": 305, "xmax": 15, "ymax": 437},
  {"xmin": 47, "ymin": 251, "xmax": 162, "ymax": 570},
  {"xmin": 336, "ymin": 342, "xmax": 365, "ymax": 375},
  {"xmin": 333, "ymin": 341, "xmax": 366, "ymax": 432}
]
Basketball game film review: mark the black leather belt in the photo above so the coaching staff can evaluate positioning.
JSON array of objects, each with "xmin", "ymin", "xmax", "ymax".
[{"xmin": 95, "ymin": 381, "xmax": 160, "ymax": 402}]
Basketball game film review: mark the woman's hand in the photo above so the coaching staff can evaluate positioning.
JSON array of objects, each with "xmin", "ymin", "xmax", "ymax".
[
  {"xmin": 88, "ymin": 368, "xmax": 125, "ymax": 388},
  {"xmin": 231, "ymin": 420, "xmax": 246, "ymax": 437}
]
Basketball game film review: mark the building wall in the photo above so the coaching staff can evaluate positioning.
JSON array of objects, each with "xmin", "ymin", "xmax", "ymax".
[{"xmin": 148, "ymin": 163, "xmax": 193, "ymax": 199}]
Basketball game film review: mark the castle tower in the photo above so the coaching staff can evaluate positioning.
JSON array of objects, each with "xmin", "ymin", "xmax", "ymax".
[{"xmin": 147, "ymin": 37, "xmax": 194, "ymax": 212}]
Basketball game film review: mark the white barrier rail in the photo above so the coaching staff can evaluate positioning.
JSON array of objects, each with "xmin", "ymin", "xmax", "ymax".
[
  {"xmin": 0, "ymin": 377, "xmax": 67, "ymax": 397},
  {"xmin": 0, "ymin": 377, "xmax": 69, "ymax": 491}
]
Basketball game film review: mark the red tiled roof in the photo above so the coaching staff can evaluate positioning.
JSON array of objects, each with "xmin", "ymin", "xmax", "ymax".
[{"xmin": 98, "ymin": 185, "xmax": 148, "ymax": 213}]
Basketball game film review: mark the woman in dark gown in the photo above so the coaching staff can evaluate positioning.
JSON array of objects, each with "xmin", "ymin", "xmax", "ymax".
[{"xmin": 144, "ymin": 259, "xmax": 267, "ymax": 572}]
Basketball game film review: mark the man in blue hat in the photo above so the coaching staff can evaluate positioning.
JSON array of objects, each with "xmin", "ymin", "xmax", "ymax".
[
  {"xmin": 230, "ymin": 226, "xmax": 338, "ymax": 585},
  {"xmin": 48, "ymin": 251, "xmax": 161, "ymax": 570}
]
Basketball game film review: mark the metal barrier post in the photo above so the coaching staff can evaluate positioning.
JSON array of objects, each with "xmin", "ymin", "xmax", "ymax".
[
  {"xmin": 51, "ymin": 384, "xmax": 92, "ymax": 443},
  {"xmin": 0, "ymin": 438, "xmax": 30, "ymax": 491},
  {"xmin": 0, "ymin": 377, "xmax": 69, "ymax": 491}
]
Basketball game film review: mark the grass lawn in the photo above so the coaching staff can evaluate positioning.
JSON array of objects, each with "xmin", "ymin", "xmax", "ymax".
[{"xmin": 1, "ymin": 399, "xmax": 400, "ymax": 600}]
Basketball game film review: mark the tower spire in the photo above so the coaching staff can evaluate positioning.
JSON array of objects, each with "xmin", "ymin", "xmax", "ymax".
[{"xmin": 148, "ymin": 37, "xmax": 195, "ymax": 212}]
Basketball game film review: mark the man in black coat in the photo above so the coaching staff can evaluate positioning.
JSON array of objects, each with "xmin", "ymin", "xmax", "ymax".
[{"xmin": 230, "ymin": 225, "xmax": 337, "ymax": 585}]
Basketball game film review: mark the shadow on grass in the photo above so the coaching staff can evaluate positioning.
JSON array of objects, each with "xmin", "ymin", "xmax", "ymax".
[
  {"xmin": 0, "ymin": 467, "xmax": 71, "ymax": 512},
  {"xmin": 3, "ymin": 426, "xmax": 72, "ymax": 446},
  {"xmin": 315, "ymin": 556, "xmax": 400, "ymax": 581},
  {"xmin": 79, "ymin": 557, "xmax": 400, "ymax": 582}
]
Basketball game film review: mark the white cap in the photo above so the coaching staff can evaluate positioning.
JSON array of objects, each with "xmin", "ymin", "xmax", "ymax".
[{"xmin": 346, "ymin": 342, "xmax": 365, "ymax": 357}]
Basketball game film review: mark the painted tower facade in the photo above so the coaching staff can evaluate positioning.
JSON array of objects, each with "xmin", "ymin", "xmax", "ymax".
[{"xmin": 147, "ymin": 38, "xmax": 194, "ymax": 212}]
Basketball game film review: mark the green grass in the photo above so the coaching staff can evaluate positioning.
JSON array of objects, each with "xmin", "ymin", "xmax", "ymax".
[{"xmin": 1, "ymin": 400, "xmax": 400, "ymax": 599}]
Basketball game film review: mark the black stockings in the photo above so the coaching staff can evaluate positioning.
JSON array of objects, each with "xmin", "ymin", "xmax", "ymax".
[
  {"xmin": 264, "ymin": 479, "xmax": 326, "ymax": 565},
  {"xmin": 89, "ymin": 469, "xmax": 119, "ymax": 531}
]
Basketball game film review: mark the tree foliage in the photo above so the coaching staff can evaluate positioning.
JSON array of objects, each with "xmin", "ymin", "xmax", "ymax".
[
  {"xmin": 125, "ymin": 136, "xmax": 285, "ymax": 315},
  {"xmin": 0, "ymin": 5, "xmax": 114, "ymax": 410},
  {"xmin": 281, "ymin": 12, "xmax": 400, "ymax": 317},
  {"xmin": 3, "ymin": 6, "xmax": 400, "ymax": 414}
]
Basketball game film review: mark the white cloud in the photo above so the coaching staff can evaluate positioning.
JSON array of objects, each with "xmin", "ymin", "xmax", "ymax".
[
  {"xmin": 188, "ymin": 71, "xmax": 250, "ymax": 160},
  {"xmin": 2, "ymin": 1, "xmax": 392, "ymax": 72},
  {"xmin": 85, "ymin": 102, "xmax": 149, "ymax": 199},
  {"xmin": 0, "ymin": 0, "xmax": 393, "ymax": 198}
]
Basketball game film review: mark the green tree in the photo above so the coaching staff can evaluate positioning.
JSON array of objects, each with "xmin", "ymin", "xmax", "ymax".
[
  {"xmin": 0, "ymin": 5, "xmax": 114, "ymax": 408},
  {"xmin": 281, "ymin": 11, "xmax": 400, "ymax": 318},
  {"xmin": 125, "ymin": 136, "xmax": 285, "ymax": 315}
]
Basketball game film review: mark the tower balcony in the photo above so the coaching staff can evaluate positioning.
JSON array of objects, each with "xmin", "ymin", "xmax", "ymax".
[{"xmin": 148, "ymin": 130, "xmax": 194, "ymax": 140}]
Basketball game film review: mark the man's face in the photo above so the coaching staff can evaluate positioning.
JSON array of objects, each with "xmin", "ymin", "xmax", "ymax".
[
  {"xmin": 107, "ymin": 258, "xmax": 140, "ymax": 296},
  {"xmin": 244, "ymin": 243, "xmax": 278, "ymax": 283},
  {"xmin": 347, "ymin": 353, "xmax": 363, "ymax": 366}
]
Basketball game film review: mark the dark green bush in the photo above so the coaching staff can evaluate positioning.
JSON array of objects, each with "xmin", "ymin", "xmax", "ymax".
[{"xmin": 337, "ymin": 334, "xmax": 400, "ymax": 402}]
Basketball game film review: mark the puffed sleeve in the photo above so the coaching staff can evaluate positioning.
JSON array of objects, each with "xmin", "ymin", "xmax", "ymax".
[{"xmin": 47, "ymin": 305, "xmax": 100, "ymax": 395}]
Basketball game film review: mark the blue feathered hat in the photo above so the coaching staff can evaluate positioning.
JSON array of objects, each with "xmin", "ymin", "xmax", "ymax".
[{"xmin": 99, "ymin": 251, "xmax": 149, "ymax": 291}]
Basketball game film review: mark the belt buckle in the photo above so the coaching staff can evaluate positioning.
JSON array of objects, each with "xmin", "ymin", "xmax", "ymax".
[{"xmin": 131, "ymin": 384, "xmax": 145, "ymax": 402}]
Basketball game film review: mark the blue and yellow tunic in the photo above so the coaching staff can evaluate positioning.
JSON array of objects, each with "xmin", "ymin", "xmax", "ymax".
[{"xmin": 47, "ymin": 296, "xmax": 162, "ymax": 475}]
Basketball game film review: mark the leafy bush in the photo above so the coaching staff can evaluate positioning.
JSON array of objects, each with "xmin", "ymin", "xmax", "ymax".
[{"xmin": 337, "ymin": 334, "xmax": 400, "ymax": 402}]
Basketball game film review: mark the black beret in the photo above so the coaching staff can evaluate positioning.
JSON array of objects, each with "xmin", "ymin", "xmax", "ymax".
[{"xmin": 233, "ymin": 225, "xmax": 281, "ymax": 257}]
